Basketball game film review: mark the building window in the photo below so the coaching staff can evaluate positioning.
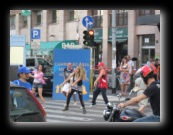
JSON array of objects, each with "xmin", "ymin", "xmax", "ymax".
[
  {"xmin": 142, "ymin": 34, "xmax": 155, "ymax": 46},
  {"xmin": 52, "ymin": 10, "xmax": 59, "ymax": 23},
  {"xmin": 10, "ymin": 15, "xmax": 15, "ymax": 29},
  {"xmin": 116, "ymin": 10, "xmax": 128, "ymax": 26},
  {"xmin": 141, "ymin": 34, "xmax": 155, "ymax": 64},
  {"xmin": 23, "ymin": 16, "xmax": 27, "ymax": 27},
  {"xmin": 109, "ymin": 10, "xmax": 128, "ymax": 27},
  {"xmin": 69, "ymin": 10, "xmax": 79, "ymax": 21},
  {"xmin": 91, "ymin": 10, "xmax": 103, "ymax": 16},
  {"xmin": 138, "ymin": 10, "xmax": 155, "ymax": 16},
  {"xmin": 36, "ymin": 10, "xmax": 42, "ymax": 25},
  {"xmin": 91, "ymin": 10, "xmax": 103, "ymax": 28},
  {"xmin": 142, "ymin": 49, "xmax": 155, "ymax": 64}
]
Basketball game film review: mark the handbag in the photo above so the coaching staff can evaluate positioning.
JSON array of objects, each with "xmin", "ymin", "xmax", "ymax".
[
  {"xmin": 82, "ymin": 85, "xmax": 87, "ymax": 95},
  {"xmin": 55, "ymin": 85, "xmax": 63, "ymax": 93}
]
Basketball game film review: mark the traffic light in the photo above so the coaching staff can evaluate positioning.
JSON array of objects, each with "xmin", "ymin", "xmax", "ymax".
[
  {"xmin": 83, "ymin": 29, "xmax": 96, "ymax": 46},
  {"xmin": 83, "ymin": 30, "xmax": 89, "ymax": 46}
]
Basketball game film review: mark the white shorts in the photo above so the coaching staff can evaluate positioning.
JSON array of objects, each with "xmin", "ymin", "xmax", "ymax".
[{"xmin": 61, "ymin": 83, "xmax": 76, "ymax": 94}]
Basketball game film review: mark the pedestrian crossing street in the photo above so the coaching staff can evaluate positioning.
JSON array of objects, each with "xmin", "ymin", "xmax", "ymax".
[
  {"xmin": 37, "ymin": 97, "xmax": 152, "ymax": 123},
  {"xmin": 43, "ymin": 99, "xmax": 109, "ymax": 122}
]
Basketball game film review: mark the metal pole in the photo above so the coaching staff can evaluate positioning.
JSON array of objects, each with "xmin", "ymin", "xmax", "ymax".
[
  {"xmin": 30, "ymin": 10, "xmax": 32, "ymax": 56},
  {"xmin": 111, "ymin": 10, "xmax": 116, "ymax": 94}
]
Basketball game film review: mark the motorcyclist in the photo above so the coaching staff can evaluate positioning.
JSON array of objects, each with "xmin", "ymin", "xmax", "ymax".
[{"xmin": 118, "ymin": 65, "xmax": 160, "ymax": 122}]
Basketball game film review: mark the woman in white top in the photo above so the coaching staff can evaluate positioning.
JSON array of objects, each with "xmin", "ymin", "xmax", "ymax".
[{"xmin": 119, "ymin": 56, "xmax": 130, "ymax": 96}]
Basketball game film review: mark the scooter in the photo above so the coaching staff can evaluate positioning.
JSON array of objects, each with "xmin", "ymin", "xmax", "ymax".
[{"xmin": 103, "ymin": 92, "xmax": 146, "ymax": 122}]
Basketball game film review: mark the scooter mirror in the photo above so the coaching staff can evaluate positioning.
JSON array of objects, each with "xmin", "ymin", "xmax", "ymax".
[{"xmin": 125, "ymin": 97, "xmax": 131, "ymax": 101}]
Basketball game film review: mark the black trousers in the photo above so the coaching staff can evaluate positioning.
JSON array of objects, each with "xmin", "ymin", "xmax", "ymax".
[
  {"xmin": 92, "ymin": 87, "xmax": 109, "ymax": 105},
  {"xmin": 128, "ymin": 75, "xmax": 134, "ymax": 92},
  {"xmin": 66, "ymin": 89, "xmax": 85, "ymax": 108}
]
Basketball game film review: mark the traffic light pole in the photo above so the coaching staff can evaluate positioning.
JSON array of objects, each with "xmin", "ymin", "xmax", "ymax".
[
  {"xmin": 30, "ymin": 10, "xmax": 32, "ymax": 56},
  {"xmin": 111, "ymin": 10, "xmax": 116, "ymax": 94}
]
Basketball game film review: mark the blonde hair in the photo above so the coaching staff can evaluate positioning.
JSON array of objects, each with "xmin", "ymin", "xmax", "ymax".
[{"xmin": 76, "ymin": 65, "xmax": 88, "ymax": 80}]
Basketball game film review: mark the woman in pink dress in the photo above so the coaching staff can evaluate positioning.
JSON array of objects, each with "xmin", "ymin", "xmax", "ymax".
[
  {"xmin": 119, "ymin": 56, "xmax": 130, "ymax": 96},
  {"xmin": 29, "ymin": 64, "xmax": 46, "ymax": 108}
]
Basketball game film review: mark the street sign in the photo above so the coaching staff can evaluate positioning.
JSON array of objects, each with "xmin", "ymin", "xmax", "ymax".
[
  {"xmin": 21, "ymin": 10, "xmax": 31, "ymax": 16},
  {"xmin": 31, "ymin": 29, "xmax": 41, "ymax": 39},
  {"xmin": 31, "ymin": 40, "xmax": 40, "ymax": 49},
  {"xmin": 82, "ymin": 16, "xmax": 94, "ymax": 29}
]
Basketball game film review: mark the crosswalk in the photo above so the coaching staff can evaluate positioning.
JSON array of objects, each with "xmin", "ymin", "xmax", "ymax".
[
  {"xmin": 43, "ymin": 99, "xmax": 109, "ymax": 122},
  {"xmin": 37, "ymin": 97, "xmax": 152, "ymax": 122}
]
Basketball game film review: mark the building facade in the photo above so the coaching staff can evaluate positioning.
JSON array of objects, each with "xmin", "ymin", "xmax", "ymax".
[{"xmin": 10, "ymin": 10, "xmax": 160, "ymax": 69}]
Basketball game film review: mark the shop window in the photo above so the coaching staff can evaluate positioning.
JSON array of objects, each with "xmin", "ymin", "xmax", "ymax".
[{"xmin": 142, "ymin": 49, "xmax": 155, "ymax": 64}]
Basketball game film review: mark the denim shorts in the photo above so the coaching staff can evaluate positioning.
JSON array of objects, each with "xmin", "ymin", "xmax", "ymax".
[{"xmin": 32, "ymin": 83, "xmax": 43, "ymax": 89}]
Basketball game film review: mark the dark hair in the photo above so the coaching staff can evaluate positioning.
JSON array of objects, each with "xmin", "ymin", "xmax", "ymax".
[{"xmin": 38, "ymin": 64, "xmax": 45, "ymax": 73}]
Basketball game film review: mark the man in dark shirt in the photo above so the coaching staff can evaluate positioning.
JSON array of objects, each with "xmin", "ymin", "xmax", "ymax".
[{"xmin": 118, "ymin": 65, "xmax": 160, "ymax": 122}]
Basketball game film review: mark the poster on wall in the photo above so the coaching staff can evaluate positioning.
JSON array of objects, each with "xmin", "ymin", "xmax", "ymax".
[
  {"xmin": 10, "ymin": 35, "xmax": 26, "ymax": 66},
  {"xmin": 52, "ymin": 49, "xmax": 90, "ymax": 101},
  {"xmin": 10, "ymin": 47, "xmax": 24, "ymax": 65}
]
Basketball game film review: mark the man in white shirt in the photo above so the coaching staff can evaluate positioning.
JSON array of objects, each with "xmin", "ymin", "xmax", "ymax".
[
  {"xmin": 146, "ymin": 57, "xmax": 154, "ymax": 65},
  {"xmin": 126, "ymin": 55, "xmax": 134, "ymax": 91}
]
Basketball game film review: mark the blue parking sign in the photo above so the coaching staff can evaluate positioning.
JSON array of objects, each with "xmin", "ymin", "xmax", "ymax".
[{"xmin": 31, "ymin": 29, "xmax": 40, "ymax": 39}]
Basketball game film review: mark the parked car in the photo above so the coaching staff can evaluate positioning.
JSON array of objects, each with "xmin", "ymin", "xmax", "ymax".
[
  {"xmin": 26, "ymin": 57, "xmax": 53, "ymax": 94},
  {"xmin": 9, "ymin": 82, "xmax": 47, "ymax": 122},
  {"xmin": 26, "ymin": 57, "xmax": 53, "ymax": 74}
]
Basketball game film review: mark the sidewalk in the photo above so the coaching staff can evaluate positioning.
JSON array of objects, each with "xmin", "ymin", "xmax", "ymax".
[{"xmin": 89, "ymin": 89, "xmax": 137, "ymax": 102}]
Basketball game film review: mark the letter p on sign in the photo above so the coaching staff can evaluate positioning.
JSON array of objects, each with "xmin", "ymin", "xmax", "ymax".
[{"xmin": 31, "ymin": 29, "xmax": 40, "ymax": 39}]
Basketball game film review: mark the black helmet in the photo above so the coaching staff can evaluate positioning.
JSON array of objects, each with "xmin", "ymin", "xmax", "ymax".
[{"xmin": 103, "ymin": 109, "xmax": 111, "ymax": 121}]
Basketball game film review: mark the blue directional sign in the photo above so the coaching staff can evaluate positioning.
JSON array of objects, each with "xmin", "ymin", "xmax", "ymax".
[
  {"xmin": 31, "ymin": 29, "xmax": 41, "ymax": 39},
  {"xmin": 82, "ymin": 16, "xmax": 94, "ymax": 29}
]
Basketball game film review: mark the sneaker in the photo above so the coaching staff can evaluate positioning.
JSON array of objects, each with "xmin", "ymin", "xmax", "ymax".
[
  {"xmin": 74, "ymin": 102, "xmax": 77, "ymax": 106},
  {"xmin": 82, "ymin": 108, "xmax": 86, "ymax": 114},
  {"xmin": 80, "ymin": 106, "xmax": 82, "ymax": 110},
  {"xmin": 62, "ymin": 105, "xmax": 69, "ymax": 111},
  {"xmin": 89, "ymin": 104, "xmax": 96, "ymax": 107}
]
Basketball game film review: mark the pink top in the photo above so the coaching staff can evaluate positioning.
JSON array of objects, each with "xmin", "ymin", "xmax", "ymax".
[{"xmin": 32, "ymin": 70, "xmax": 46, "ymax": 84}]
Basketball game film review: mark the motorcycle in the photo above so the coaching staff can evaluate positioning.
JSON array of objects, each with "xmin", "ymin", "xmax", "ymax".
[{"xmin": 103, "ymin": 92, "xmax": 146, "ymax": 122}]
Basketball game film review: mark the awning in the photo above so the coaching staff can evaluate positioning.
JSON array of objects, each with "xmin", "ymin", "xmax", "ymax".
[
  {"xmin": 94, "ymin": 39, "xmax": 102, "ymax": 43},
  {"xmin": 26, "ymin": 40, "xmax": 78, "ymax": 55},
  {"xmin": 108, "ymin": 38, "xmax": 127, "ymax": 43},
  {"xmin": 26, "ymin": 41, "xmax": 60, "ymax": 55}
]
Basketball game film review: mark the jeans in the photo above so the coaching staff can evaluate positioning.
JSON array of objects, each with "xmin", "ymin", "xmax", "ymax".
[
  {"xmin": 133, "ymin": 115, "xmax": 160, "ymax": 122},
  {"xmin": 92, "ymin": 87, "xmax": 109, "ymax": 105}
]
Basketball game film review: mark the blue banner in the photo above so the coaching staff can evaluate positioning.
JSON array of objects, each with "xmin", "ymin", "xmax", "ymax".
[{"xmin": 52, "ymin": 49, "xmax": 90, "ymax": 101}]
